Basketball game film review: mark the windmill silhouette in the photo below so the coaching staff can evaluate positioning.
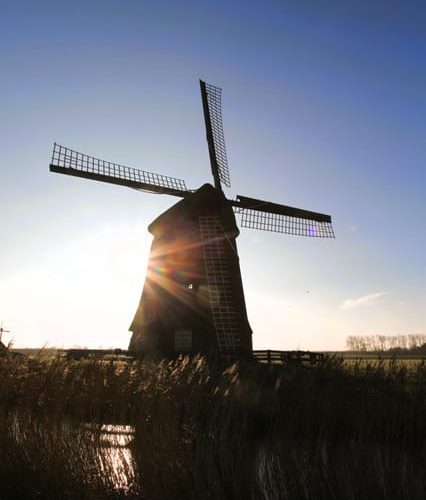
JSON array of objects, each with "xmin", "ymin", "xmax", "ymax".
[
  {"xmin": 0, "ymin": 321, "xmax": 10, "ymax": 351},
  {"xmin": 49, "ymin": 80, "xmax": 334, "ymax": 360}
]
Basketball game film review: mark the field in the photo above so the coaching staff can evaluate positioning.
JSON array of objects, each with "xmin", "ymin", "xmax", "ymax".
[{"xmin": 0, "ymin": 353, "xmax": 425, "ymax": 499}]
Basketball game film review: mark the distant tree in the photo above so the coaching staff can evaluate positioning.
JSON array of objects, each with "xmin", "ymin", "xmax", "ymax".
[{"xmin": 346, "ymin": 334, "xmax": 426, "ymax": 352}]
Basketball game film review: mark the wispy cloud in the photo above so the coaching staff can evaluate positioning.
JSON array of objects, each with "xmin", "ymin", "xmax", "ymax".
[{"xmin": 340, "ymin": 291, "xmax": 389, "ymax": 310}]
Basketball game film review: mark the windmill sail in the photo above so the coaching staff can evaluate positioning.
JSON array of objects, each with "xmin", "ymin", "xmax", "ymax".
[
  {"xmin": 199, "ymin": 215, "xmax": 241, "ymax": 356},
  {"xmin": 232, "ymin": 195, "xmax": 335, "ymax": 238},
  {"xmin": 200, "ymin": 80, "xmax": 231, "ymax": 190},
  {"xmin": 50, "ymin": 143, "xmax": 189, "ymax": 197}
]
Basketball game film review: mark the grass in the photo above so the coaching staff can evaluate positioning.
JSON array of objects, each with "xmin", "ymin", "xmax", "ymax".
[{"xmin": 0, "ymin": 354, "xmax": 425, "ymax": 499}]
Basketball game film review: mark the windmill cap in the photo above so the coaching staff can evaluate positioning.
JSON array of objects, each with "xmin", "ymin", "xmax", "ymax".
[{"xmin": 148, "ymin": 183, "xmax": 237, "ymax": 236}]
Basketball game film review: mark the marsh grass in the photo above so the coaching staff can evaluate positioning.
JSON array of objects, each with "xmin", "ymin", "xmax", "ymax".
[{"xmin": 0, "ymin": 354, "xmax": 425, "ymax": 499}]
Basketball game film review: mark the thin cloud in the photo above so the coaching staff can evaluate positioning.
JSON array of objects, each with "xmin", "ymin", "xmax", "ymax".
[{"xmin": 340, "ymin": 291, "xmax": 389, "ymax": 310}]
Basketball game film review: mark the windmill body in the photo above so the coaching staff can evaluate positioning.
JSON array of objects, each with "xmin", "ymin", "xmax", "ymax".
[
  {"xmin": 49, "ymin": 80, "xmax": 334, "ymax": 360},
  {"xmin": 128, "ymin": 183, "xmax": 252, "ymax": 359}
]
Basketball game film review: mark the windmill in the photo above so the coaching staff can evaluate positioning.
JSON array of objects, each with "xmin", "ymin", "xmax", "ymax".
[
  {"xmin": 0, "ymin": 321, "xmax": 10, "ymax": 352},
  {"xmin": 49, "ymin": 80, "xmax": 334, "ymax": 361}
]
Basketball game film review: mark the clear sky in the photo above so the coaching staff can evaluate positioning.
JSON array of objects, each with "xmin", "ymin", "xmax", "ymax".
[{"xmin": 1, "ymin": 0, "xmax": 425, "ymax": 350}]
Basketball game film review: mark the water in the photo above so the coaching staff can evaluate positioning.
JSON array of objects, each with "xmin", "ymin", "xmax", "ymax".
[
  {"xmin": 5, "ymin": 415, "xmax": 425, "ymax": 499},
  {"xmin": 93, "ymin": 424, "xmax": 135, "ymax": 491},
  {"xmin": 8, "ymin": 414, "xmax": 136, "ymax": 494}
]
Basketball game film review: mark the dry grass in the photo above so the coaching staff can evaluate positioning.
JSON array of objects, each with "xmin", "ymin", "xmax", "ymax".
[{"xmin": 0, "ymin": 354, "xmax": 425, "ymax": 499}]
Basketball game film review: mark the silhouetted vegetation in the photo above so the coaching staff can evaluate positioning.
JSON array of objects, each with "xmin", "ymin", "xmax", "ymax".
[
  {"xmin": 346, "ymin": 333, "xmax": 426, "ymax": 353},
  {"xmin": 0, "ymin": 354, "xmax": 425, "ymax": 499}
]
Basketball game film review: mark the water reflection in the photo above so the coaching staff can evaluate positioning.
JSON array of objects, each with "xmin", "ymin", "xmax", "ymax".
[
  {"xmin": 90, "ymin": 424, "xmax": 135, "ymax": 492},
  {"xmin": 5, "ymin": 414, "xmax": 425, "ymax": 499},
  {"xmin": 10, "ymin": 414, "xmax": 137, "ymax": 494}
]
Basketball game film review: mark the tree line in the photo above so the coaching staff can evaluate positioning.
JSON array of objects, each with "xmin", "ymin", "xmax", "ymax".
[{"xmin": 346, "ymin": 334, "xmax": 426, "ymax": 353}]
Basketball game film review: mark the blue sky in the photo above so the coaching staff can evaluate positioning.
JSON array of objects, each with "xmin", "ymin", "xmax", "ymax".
[{"xmin": 1, "ymin": 0, "xmax": 425, "ymax": 349}]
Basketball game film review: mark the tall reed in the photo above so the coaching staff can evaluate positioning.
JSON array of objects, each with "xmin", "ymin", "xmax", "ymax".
[{"xmin": 0, "ymin": 354, "xmax": 425, "ymax": 499}]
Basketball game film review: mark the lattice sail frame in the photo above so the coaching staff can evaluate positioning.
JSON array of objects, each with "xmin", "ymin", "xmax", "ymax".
[
  {"xmin": 203, "ymin": 83, "xmax": 231, "ymax": 188},
  {"xmin": 51, "ymin": 143, "xmax": 188, "ymax": 192},
  {"xmin": 198, "ymin": 215, "xmax": 241, "ymax": 354},
  {"xmin": 234, "ymin": 207, "xmax": 335, "ymax": 238}
]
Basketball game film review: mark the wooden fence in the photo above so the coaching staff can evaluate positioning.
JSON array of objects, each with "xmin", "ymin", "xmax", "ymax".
[
  {"xmin": 14, "ymin": 348, "xmax": 424, "ymax": 364},
  {"xmin": 252, "ymin": 350, "xmax": 324, "ymax": 365}
]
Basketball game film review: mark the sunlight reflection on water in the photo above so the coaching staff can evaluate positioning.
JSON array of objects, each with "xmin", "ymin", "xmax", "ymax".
[
  {"xmin": 97, "ymin": 424, "xmax": 135, "ymax": 491},
  {"xmin": 11, "ymin": 414, "xmax": 137, "ymax": 493}
]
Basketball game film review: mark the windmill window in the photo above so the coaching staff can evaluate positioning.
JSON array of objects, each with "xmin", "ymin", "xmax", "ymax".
[
  {"xmin": 187, "ymin": 282, "xmax": 199, "ymax": 292},
  {"xmin": 175, "ymin": 329, "xmax": 192, "ymax": 351}
]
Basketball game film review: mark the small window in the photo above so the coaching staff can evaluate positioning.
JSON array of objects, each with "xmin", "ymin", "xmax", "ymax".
[
  {"xmin": 175, "ymin": 329, "xmax": 192, "ymax": 351},
  {"xmin": 187, "ymin": 282, "xmax": 199, "ymax": 292}
]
